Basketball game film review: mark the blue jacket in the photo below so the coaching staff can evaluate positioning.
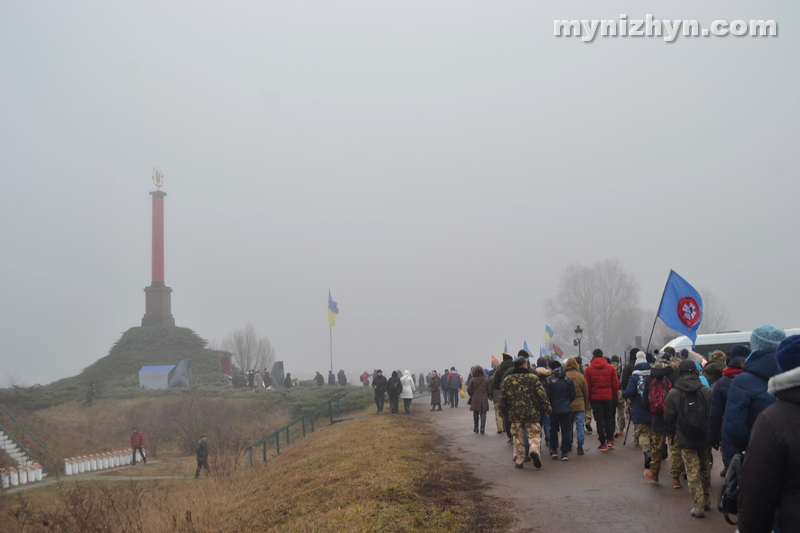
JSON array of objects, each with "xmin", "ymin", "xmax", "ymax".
[
  {"xmin": 708, "ymin": 368, "xmax": 742, "ymax": 465},
  {"xmin": 622, "ymin": 363, "xmax": 652, "ymax": 424},
  {"xmin": 722, "ymin": 350, "xmax": 778, "ymax": 452}
]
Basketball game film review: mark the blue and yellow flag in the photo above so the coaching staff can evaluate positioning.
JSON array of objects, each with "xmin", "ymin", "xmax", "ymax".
[
  {"xmin": 328, "ymin": 291, "xmax": 339, "ymax": 326},
  {"xmin": 545, "ymin": 325, "xmax": 554, "ymax": 342},
  {"xmin": 523, "ymin": 340, "xmax": 530, "ymax": 355}
]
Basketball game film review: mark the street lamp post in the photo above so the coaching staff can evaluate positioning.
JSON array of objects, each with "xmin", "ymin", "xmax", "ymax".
[{"xmin": 574, "ymin": 325, "xmax": 583, "ymax": 361}]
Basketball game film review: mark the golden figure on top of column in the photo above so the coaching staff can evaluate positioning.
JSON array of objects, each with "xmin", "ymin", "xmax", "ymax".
[{"xmin": 152, "ymin": 168, "xmax": 164, "ymax": 189}]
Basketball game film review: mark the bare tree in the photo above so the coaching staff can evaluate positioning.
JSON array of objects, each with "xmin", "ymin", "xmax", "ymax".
[
  {"xmin": 221, "ymin": 324, "xmax": 276, "ymax": 372},
  {"xmin": 544, "ymin": 259, "xmax": 643, "ymax": 359},
  {"xmin": 696, "ymin": 289, "xmax": 732, "ymax": 334}
]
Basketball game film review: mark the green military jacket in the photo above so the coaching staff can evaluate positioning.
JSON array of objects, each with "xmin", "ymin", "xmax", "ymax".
[{"xmin": 498, "ymin": 367, "xmax": 552, "ymax": 423}]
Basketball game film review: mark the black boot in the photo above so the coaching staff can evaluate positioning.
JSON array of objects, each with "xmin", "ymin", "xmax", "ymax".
[
  {"xmin": 644, "ymin": 450, "xmax": 652, "ymax": 469},
  {"xmin": 480, "ymin": 412, "xmax": 486, "ymax": 434},
  {"xmin": 473, "ymin": 412, "xmax": 479, "ymax": 433}
]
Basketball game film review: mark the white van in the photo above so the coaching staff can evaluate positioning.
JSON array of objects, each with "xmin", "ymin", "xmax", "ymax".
[{"xmin": 661, "ymin": 328, "xmax": 800, "ymax": 357}]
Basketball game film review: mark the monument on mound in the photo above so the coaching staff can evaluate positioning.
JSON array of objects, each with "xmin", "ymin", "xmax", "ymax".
[{"xmin": 142, "ymin": 169, "xmax": 175, "ymax": 327}]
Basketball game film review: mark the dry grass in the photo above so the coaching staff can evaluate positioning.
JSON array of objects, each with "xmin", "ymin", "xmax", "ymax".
[{"xmin": 2, "ymin": 411, "xmax": 507, "ymax": 533}]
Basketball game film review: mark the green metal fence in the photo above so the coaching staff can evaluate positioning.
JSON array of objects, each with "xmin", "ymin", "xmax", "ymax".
[
  {"xmin": 245, "ymin": 392, "xmax": 347, "ymax": 469},
  {"xmin": 0, "ymin": 404, "xmax": 49, "ymax": 461}
]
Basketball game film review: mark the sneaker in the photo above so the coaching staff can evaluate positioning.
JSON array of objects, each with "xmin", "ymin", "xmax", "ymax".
[
  {"xmin": 530, "ymin": 452, "xmax": 542, "ymax": 468},
  {"xmin": 577, "ymin": 445, "xmax": 584, "ymax": 455},
  {"xmin": 497, "ymin": 430, "xmax": 503, "ymax": 434},
  {"xmin": 550, "ymin": 449, "xmax": 559, "ymax": 459},
  {"xmin": 597, "ymin": 444, "xmax": 608, "ymax": 451},
  {"xmin": 507, "ymin": 438, "xmax": 513, "ymax": 444},
  {"xmin": 514, "ymin": 463, "xmax": 523, "ymax": 469},
  {"xmin": 672, "ymin": 478, "xmax": 682, "ymax": 489},
  {"xmin": 561, "ymin": 453, "xmax": 568, "ymax": 461},
  {"xmin": 690, "ymin": 509, "xmax": 705, "ymax": 518},
  {"xmin": 644, "ymin": 469, "xmax": 658, "ymax": 483},
  {"xmin": 606, "ymin": 441, "xmax": 614, "ymax": 450},
  {"xmin": 585, "ymin": 423, "xmax": 593, "ymax": 432}
]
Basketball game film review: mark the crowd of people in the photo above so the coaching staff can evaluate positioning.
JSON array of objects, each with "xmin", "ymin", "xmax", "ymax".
[{"xmin": 372, "ymin": 324, "xmax": 797, "ymax": 530}]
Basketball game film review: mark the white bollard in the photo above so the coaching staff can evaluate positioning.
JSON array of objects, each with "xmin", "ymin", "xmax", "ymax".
[
  {"xmin": 78, "ymin": 457, "xmax": 86, "ymax": 473},
  {"xmin": 8, "ymin": 468, "xmax": 18, "ymax": 487},
  {"xmin": 113, "ymin": 452, "xmax": 120, "ymax": 467},
  {"xmin": 31, "ymin": 463, "xmax": 42, "ymax": 482},
  {"xmin": 18, "ymin": 466, "xmax": 27, "ymax": 485},
  {"xmin": 126, "ymin": 449, "xmax": 133, "ymax": 465},
  {"xmin": 1, "ymin": 469, "xmax": 9, "ymax": 489},
  {"xmin": 101, "ymin": 454, "xmax": 109, "ymax": 470},
  {"xmin": 65, "ymin": 458, "xmax": 73, "ymax": 476},
  {"xmin": 89, "ymin": 455, "xmax": 97, "ymax": 471}
]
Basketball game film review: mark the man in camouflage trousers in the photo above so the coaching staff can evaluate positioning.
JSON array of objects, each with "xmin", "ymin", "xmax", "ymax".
[
  {"xmin": 664, "ymin": 361, "xmax": 713, "ymax": 518},
  {"xmin": 498, "ymin": 356, "xmax": 552, "ymax": 469}
]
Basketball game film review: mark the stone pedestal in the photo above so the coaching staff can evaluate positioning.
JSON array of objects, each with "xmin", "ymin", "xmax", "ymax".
[{"xmin": 141, "ymin": 283, "xmax": 175, "ymax": 327}]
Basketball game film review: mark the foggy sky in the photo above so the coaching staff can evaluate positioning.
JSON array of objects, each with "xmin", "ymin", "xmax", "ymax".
[{"xmin": 2, "ymin": 1, "xmax": 798, "ymax": 387}]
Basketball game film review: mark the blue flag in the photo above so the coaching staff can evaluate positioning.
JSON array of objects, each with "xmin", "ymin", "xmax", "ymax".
[
  {"xmin": 656, "ymin": 270, "xmax": 703, "ymax": 345},
  {"xmin": 523, "ymin": 340, "xmax": 530, "ymax": 355},
  {"xmin": 328, "ymin": 290, "xmax": 339, "ymax": 326}
]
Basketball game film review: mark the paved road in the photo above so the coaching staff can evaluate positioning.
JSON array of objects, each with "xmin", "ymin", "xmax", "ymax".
[{"xmin": 421, "ymin": 399, "xmax": 737, "ymax": 533}]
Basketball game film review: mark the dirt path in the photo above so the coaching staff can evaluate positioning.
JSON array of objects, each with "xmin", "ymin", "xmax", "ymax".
[{"xmin": 421, "ymin": 399, "xmax": 737, "ymax": 533}]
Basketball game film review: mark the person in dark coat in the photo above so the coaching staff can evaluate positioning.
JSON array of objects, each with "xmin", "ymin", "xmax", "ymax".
[
  {"xmin": 314, "ymin": 372, "xmax": 325, "ymax": 387},
  {"xmin": 664, "ymin": 361, "xmax": 713, "ymax": 518},
  {"xmin": 467, "ymin": 365, "xmax": 493, "ymax": 434},
  {"xmin": 622, "ymin": 351, "xmax": 653, "ymax": 468},
  {"xmin": 195, "ymin": 434, "xmax": 210, "ymax": 478},
  {"xmin": 723, "ymin": 324, "xmax": 786, "ymax": 453},
  {"xmin": 544, "ymin": 360, "xmax": 576, "ymax": 460},
  {"xmin": 337, "ymin": 369, "xmax": 348, "ymax": 386},
  {"xmin": 428, "ymin": 371, "xmax": 442, "ymax": 411},
  {"xmin": 386, "ymin": 371, "xmax": 402, "ymax": 414},
  {"xmin": 738, "ymin": 335, "xmax": 800, "ymax": 532},
  {"xmin": 418, "ymin": 372, "xmax": 426, "ymax": 393},
  {"xmin": 492, "ymin": 353, "xmax": 514, "ymax": 434},
  {"xmin": 441, "ymin": 369, "xmax": 451, "ymax": 406},
  {"xmin": 707, "ymin": 345, "xmax": 749, "ymax": 477},
  {"xmin": 702, "ymin": 350, "xmax": 726, "ymax": 387},
  {"xmin": 372, "ymin": 370, "xmax": 388, "ymax": 412},
  {"xmin": 328, "ymin": 370, "xmax": 336, "ymax": 386},
  {"xmin": 621, "ymin": 347, "xmax": 638, "ymax": 391},
  {"xmin": 448, "ymin": 367, "xmax": 463, "ymax": 408},
  {"xmin": 284, "ymin": 373, "xmax": 293, "ymax": 388},
  {"xmin": 643, "ymin": 357, "xmax": 681, "ymax": 486}
]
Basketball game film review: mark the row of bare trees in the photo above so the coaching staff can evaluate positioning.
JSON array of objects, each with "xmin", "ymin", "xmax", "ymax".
[{"xmin": 544, "ymin": 259, "xmax": 731, "ymax": 360}]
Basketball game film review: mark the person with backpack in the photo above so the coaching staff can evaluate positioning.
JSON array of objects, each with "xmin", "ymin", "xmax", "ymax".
[
  {"xmin": 738, "ymin": 335, "xmax": 800, "ymax": 532},
  {"xmin": 622, "ymin": 351, "xmax": 653, "ymax": 468},
  {"xmin": 386, "ymin": 371, "xmax": 403, "ymax": 414},
  {"xmin": 447, "ymin": 367, "xmax": 463, "ymax": 408},
  {"xmin": 664, "ymin": 360, "xmax": 714, "ymax": 518},
  {"xmin": 723, "ymin": 324, "xmax": 786, "ymax": 454},
  {"xmin": 544, "ymin": 360, "xmax": 577, "ymax": 461},
  {"xmin": 643, "ymin": 355, "xmax": 681, "ymax": 486},
  {"xmin": 707, "ymin": 345, "xmax": 749, "ymax": 478}
]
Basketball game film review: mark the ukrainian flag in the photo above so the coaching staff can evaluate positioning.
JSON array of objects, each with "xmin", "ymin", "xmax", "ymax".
[
  {"xmin": 545, "ymin": 325, "xmax": 554, "ymax": 342},
  {"xmin": 328, "ymin": 291, "xmax": 339, "ymax": 326}
]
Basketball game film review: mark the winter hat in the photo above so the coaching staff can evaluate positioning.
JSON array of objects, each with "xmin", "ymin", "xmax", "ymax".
[
  {"xmin": 645, "ymin": 352, "xmax": 655, "ymax": 364},
  {"xmin": 750, "ymin": 324, "xmax": 786, "ymax": 353},
  {"xmin": 709, "ymin": 351, "xmax": 726, "ymax": 364},
  {"xmin": 536, "ymin": 357, "xmax": 548, "ymax": 368},
  {"xmin": 629, "ymin": 348, "xmax": 639, "ymax": 362},
  {"xmin": 687, "ymin": 351, "xmax": 706, "ymax": 367},
  {"xmin": 663, "ymin": 346, "xmax": 676, "ymax": 357},
  {"xmin": 611, "ymin": 355, "xmax": 620, "ymax": 363},
  {"xmin": 635, "ymin": 351, "xmax": 648, "ymax": 366},
  {"xmin": 775, "ymin": 335, "xmax": 800, "ymax": 373},
  {"xmin": 549, "ymin": 360, "xmax": 562, "ymax": 370},
  {"xmin": 514, "ymin": 356, "xmax": 527, "ymax": 368},
  {"xmin": 502, "ymin": 352, "xmax": 513, "ymax": 361},
  {"xmin": 679, "ymin": 349, "xmax": 689, "ymax": 360},
  {"xmin": 678, "ymin": 360, "xmax": 698, "ymax": 375},
  {"xmin": 727, "ymin": 344, "xmax": 751, "ymax": 366}
]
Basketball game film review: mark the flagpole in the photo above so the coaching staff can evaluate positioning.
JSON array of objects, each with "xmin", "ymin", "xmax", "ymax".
[
  {"xmin": 329, "ymin": 323, "xmax": 333, "ymax": 373},
  {"xmin": 646, "ymin": 270, "xmax": 673, "ymax": 354}
]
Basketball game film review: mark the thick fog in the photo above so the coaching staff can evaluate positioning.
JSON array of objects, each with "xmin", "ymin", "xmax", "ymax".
[{"xmin": 2, "ymin": 1, "xmax": 798, "ymax": 386}]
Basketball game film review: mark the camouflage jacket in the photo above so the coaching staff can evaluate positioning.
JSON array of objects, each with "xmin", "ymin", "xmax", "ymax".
[{"xmin": 498, "ymin": 367, "xmax": 552, "ymax": 423}]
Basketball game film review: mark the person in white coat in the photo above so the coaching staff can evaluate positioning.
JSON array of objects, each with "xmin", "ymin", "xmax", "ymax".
[{"xmin": 400, "ymin": 370, "xmax": 417, "ymax": 413}]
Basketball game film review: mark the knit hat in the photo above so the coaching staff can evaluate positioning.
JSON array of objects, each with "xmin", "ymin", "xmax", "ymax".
[
  {"xmin": 709, "ymin": 350, "xmax": 726, "ymax": 363},
  {"xmin": 548, "ymin": 360, "xmax": 561, "ymax": 370},
  {"xmin": 663, "ymin": 346, "xmax": 676, "ymax": 357},
  {"xmin": 678, "ymin": 360, "xmax": 698, "ymax": 375},
  {"xmin": 776, "ymin": 335, "xmax": 800, "ymax": 373},
  {"xmin": 750, "ymin": 324, "xmax": 786, "ymax": 353},
  {"xmin": 679, "ymin": 349, "xmax": 689, "ymax": 360},
  {"xmin": 728, "ymin": 344, "xmax": 751, "ymax": 366},
  {"xmin": 635, "ymin": 351, "xmax": 648, "ymax": 366},
  {"xmin": 536, "ymin": 357, "xmax": 548, "ymax": 368},
  {"xmin": 514, "ymin": 356, "xmax": 527, "ymax": 368},
  {"xmin": 611, "ymin": 355, "xmax": 620, "ymax": 363}
]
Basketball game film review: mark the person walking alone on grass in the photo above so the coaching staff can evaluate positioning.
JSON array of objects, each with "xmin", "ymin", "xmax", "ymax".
[
  {"xmin": 195, "ymin": 434, "xmax": 210, "ymax": 478},
  {"xmin": 429, "ymin": 371, "xmax": 442, "ymax": 411},
  {"xmin": 467, "ymin": 365, "xmax": 493, "ymax": 434},
  {"xmin": 498, "ymin": 356, "xmax": 551, "ymax": 470},
  {"xmin": 400, "ymin": 370, "xmax": 417, "ymax": 413},
  {"xmin": 584, "ymin": 348, "xmax": 620, "ymax": 451},
  {"xmin": 372, "ymin": 369, "xmax": 388, "ymax": 412},
  {"xmin": 130, "ymin": 427, "xmax": 146, "ymax": 465}
]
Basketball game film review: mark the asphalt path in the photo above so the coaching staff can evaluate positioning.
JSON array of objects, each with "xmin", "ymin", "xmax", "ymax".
[{"xmin": 420, "ymin": 396, "xmax": 738, "ymax": 533}]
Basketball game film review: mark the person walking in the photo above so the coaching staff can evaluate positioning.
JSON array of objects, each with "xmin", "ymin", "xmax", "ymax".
[
  {"xmin": 584, "ymin": 348, "xmax": 620, "ymax": 451},
  {"xmin": 738, "ymin": 335, "xmax": 800, "ymax": 532},
  {"xmin": 664, "ymin": 361, "xmax": 713, "ymax": 518},
  {"xmin": 643, "ymin": 355, "xmax": 679, "ymax": 485},
  {"xmin": 707, "ymin": 345, "xmax": 749, "ymax": 477},
  {"xmin": 360, "ymin": 371, "xmax": 372, "ymax": 387},
  {"xmin": 337, "ymin": 369, "xmax": 348, "ymax": 386},
  {"xmin": 400, "ymin": 370, "xmax": 417, "ymax": 413},
  {"xmin": 622, "ymin": 351, "xmax": 653, "ymax": 468},
  {"xmin": 498, "ymin": 356, "xmax": 552, "ymax": 470},
  {"xmin": 492, "ymin": 353, "xmax": 514, "ymax": 434},
  {"xmin": 314, "ymin": 372, "xmax": 325, "ymax": 387},
  {"xmin": 544, "ymin": 360, "xmax": 576, "ymax": 461},
  {"xmin": 467, "ymin": 365, "xmax": 493, "ymax": 434},
  {"xmin": 429, "ymin": 371, "xmax": 442, "ymax": 411},
  {"xmin": 564, "ymin": 358, "xmax": 589, "ymax": 455},
  {"xmin": 284, "ymin": 373, "xmax": 293, "ymax": 388},
  {"xmin": 130, "ymin": 427, "xmax": 146, "ymax": 465},
  {"xmin": 442, "ymin": 369, "xmax": 451, "ymax": 406},
  {"xmin": 372, "ymin": 369, "xmax": 388, "ymax": 412},
  {"xmin": 82, "ymin": 382, "xmax": 95, "ymax": 407},
  {"xmin": 387, "ymin": 371, "xmax": 402, "ymax": 414},
  {"xmin": 418, "ymin": 372, "xmax": 426, "ymax": 393},
  {"xmin": 328, "ymin": 370, "xmax": 336, "ymax": 386},
  {"xmin": 195, "ymin": 434, "xmax": 210, "ymax": 478},
  {"xmin": 447, "ymin": 367, "xmax": 463, "ymax": 408}
]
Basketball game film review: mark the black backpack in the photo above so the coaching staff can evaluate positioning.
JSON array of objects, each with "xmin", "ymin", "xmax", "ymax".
[
  {"xmin": 717, "ymin": 452, "xmax": 743, "ymax": 525},
  {"xmin": 679, "ymin": 389, "xmax": 708, "ymax": 440}
]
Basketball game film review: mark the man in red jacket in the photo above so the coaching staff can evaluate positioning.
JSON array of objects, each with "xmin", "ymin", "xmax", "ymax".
[
  {"xmin": 584, "ymin": 349, "xmax": 620, "ymax": 451},
  {"xmin": 130, "ymin": 427, "xmax": 146, "ymax": 465}
]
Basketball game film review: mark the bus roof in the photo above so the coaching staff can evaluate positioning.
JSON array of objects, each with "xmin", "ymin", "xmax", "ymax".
[{"xmin": 662, "ymin": 328, "xmax": 800, "ymax": 355}]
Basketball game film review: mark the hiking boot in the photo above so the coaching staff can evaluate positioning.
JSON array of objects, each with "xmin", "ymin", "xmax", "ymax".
[
  {"xmin": 597, "ymin": 444, "xmax": 608, "ymax": 451},
  {"xmin": 672, "ymin": 478, "xmax": 682, "ymax": 489},
  {"xmin": 585, "ymin": 423, "xmax": 593, "ymax": 432},
  {"xmin": 606, "ymin": 441, "xmax": 614, "ymax": 450},
  {"xmin": 480, "ymin": 429, "xmax": 485, "ymax": 434},
  {"xmin": 704, "ymin": 502, "xmax": 711, "ymax": 512},
  {"xmin": 560, "ymin": 453, "xmax": 568, "ymax": 461},
  {"xmin": 514, "ymin": 463, "xmax": 523, "ymax": 469},
  {"xmin": 577, "ymin": 445, "xmax": 584, "ymax": 455},
  {"xmin": 644, "ymin": 450, "xmax": 652, "ymax": 469},
  {"xmin": 524, "ymin": 455, "xmax": 532, "ymax": 462},
  {"xmin": 644, "ymin": 469, "xmax": 658, "ymax": 483},
  {"xmin": 474, "ymin": 427, "xmax": 478, "ymax": 433},
  {"xmin": 690, "ymin": 509, "xmax": 705, "ymax": 518},
  {"xmin": 530, "ymin": 452, "xmax": 542, "ymax": 468},
  {"xmin": 550, "ymin": 449, "xmax": 559, "ymax": 459},
  {"xmin": 497, "ymin": 430, "xmax": 503, "ymax": 434}
]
